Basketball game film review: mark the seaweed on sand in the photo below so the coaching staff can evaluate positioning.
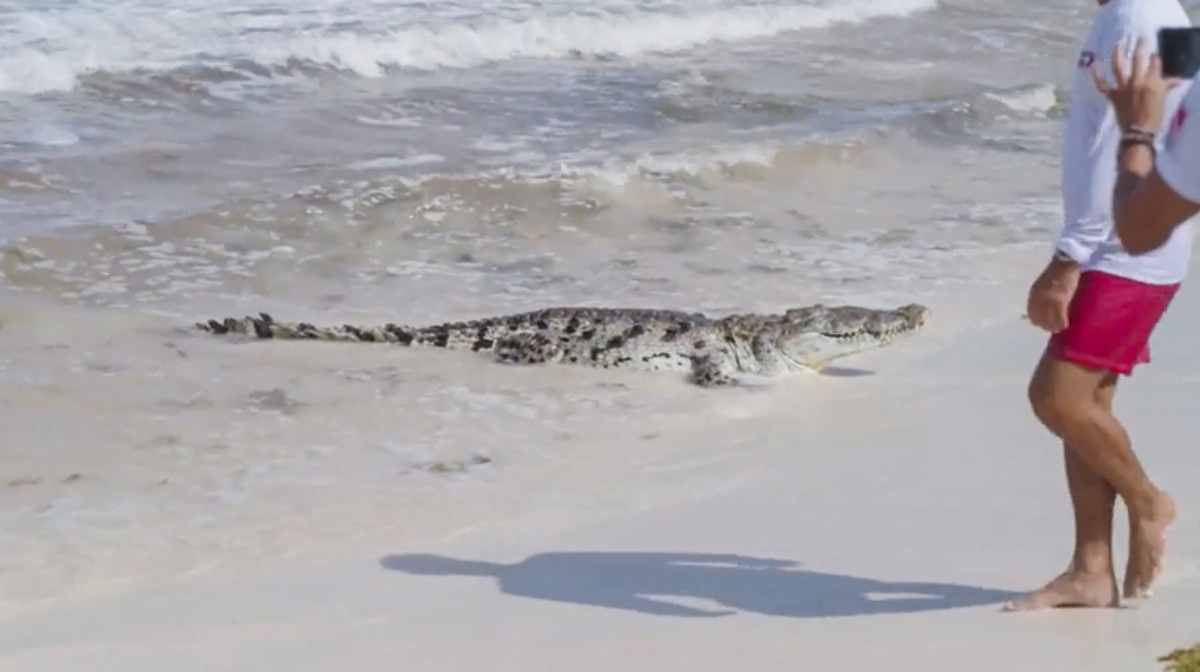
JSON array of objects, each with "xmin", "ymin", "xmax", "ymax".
[{"xmin": 1160, "ymin": 643, "xmax": 1200, "ymax": 672}]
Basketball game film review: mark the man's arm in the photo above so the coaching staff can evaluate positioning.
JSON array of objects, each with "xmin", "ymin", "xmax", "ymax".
[
  {"xmin": 1085, "ymin": 18, "xmax": 1196, "ymax": 255},
  {"xmin": 1112, "ymin": 143, "xmax": 1200, "ymax": 255},
  {"xmin": 1090, "ymin": 32, "xmax": 1200, "ymax": 254}
]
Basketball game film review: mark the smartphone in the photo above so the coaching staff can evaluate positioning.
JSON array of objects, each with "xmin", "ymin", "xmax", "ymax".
[{"xmin": 1159, "ymin": 27, "xmax": 1200, "ymax": 78}]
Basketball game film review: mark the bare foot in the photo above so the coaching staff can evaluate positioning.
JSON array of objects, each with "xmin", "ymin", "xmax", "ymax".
[
  {"xmin": 1124, "ymin": 491, "xmax": 1177, "ymax": 600},
  {"xmin": 1002, "ymin": 569, "xmax": 1119, "ymax": 612}
]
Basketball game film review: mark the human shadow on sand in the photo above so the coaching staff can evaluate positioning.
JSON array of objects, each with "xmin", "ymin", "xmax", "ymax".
[{"xmin": 380, "ymin": 552, "xmax": 1018, "ymax": 618}]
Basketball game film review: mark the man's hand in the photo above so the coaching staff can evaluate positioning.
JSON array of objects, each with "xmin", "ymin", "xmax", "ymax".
[
  {"xmin": 1091, "ymin": 36, "xmax": 1182, "ymax": 133},
  {"xmin": 1027, "ymin": 258, "xmax": 1081, "ymax": 333}
]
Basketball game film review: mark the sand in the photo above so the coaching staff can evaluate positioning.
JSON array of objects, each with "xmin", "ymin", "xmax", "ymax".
[{"xmin": 2, "ymin": 253, "xmax": 1200, "ymax": 672}]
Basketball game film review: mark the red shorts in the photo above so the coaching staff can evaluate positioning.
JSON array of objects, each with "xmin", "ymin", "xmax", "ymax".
[{"xmin": 1047, "ymin": 270, "xmax": 1180, "ymax": 376}]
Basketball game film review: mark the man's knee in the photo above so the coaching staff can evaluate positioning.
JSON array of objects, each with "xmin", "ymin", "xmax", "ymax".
[
  {"xmin": 1028, "ymin": 373, "xmax": 1076, "ymax": 431},
  {"xmin": 1028, "ymin": 354, "xmax": 1106, "ymax": 432}
]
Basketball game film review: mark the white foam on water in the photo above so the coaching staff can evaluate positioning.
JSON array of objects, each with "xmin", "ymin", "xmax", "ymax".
[
  {"xmin": 1, "ymin": 0, "xmax": 938, "ymax": 94},
  {"xmin": 980, "ymin": 83, "xmax": 1060, "ymax": 116},
  {"xmin": 3, "ymin": 124, "xmax": 82, "ymax": 147},
  {"xmin": 348, "ymin": 154, "xmax": 446, "ymax": 171},
  {"xmin": 355, "ymin": 115, "xmax": 422, "ymax": 128}
]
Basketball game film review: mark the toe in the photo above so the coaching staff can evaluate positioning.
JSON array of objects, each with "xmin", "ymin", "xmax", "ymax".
[{"xmin": 1001, "ymin": 591, "xmax": 1058, "ymax": 612}]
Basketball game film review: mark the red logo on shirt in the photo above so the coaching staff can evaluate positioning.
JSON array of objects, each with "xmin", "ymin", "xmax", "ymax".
[{"xmin": 1173, "ymin": 106, "xmax": 1189, "ymax": 132}]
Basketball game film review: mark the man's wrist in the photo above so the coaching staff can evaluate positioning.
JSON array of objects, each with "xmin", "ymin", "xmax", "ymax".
[
  {"xmin": 1117, "ymin": 139, "xmax": 1156, "ymax": 177},
  {"xmin": 1120, "ymin": 122, "xmax": 1161, "ymax": 136},
  {"xmin": 1052, "ymin": 247, "xmax": 1078, "ymax": 264},
  {"xmin": 1049, "ymin": 248, "xmax": 1082, "ymax": 272}
]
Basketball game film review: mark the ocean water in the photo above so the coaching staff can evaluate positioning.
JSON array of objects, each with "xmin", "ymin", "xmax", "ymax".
[
  {"xmin": 2, "ymin": 0, "xmax": 1094, "ymax": 313},
  {"xmin": 2, "ymin": 0, "xmax": 1195, "ymax": 612}
]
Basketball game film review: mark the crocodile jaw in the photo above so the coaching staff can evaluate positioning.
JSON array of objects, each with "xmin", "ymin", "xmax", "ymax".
[{"xmin": 777, "ymin": 303, "xmax": 930, "ymax": 371}]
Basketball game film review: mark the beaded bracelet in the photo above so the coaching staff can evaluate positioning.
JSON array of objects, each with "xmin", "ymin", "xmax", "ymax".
[{"xmin": 1118, "ymin": 125, "xmax": 1157, "ymax": 159}]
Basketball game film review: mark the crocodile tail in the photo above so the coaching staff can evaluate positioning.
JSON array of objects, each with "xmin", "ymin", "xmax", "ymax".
[{"xmin": 194, "ymin": 313, "xmax": 418, "ymax": 345}]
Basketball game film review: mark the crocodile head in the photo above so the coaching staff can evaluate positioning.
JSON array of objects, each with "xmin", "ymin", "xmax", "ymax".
[{"xmin": 776, "ymin": 303, "xmax": 930, "ymax": 372}]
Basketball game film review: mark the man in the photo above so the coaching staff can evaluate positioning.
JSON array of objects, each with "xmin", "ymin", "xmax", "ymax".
[{"xmin": 1007, "ymin": 0, "xmax": 1193, "ymax": 612}]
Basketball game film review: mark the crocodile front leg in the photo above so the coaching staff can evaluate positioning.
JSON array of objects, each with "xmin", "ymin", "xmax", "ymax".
[
  {"xmin": 493, "ymin": 331, "xmax": 565, "ymax": 365},
  {"xmin": 688, "ymin": 346, "xmax": 739, "ymax": 387}
]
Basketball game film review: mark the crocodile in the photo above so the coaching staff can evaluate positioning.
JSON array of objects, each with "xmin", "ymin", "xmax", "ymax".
[{"xmin": 193, "ymin": 303, "xmax": 930, "ymax": 387}]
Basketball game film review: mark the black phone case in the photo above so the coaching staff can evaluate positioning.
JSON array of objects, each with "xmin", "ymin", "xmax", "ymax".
[{"xmin": 1159, "ymin": 27, "xmax": 1200, "ymax": 78}]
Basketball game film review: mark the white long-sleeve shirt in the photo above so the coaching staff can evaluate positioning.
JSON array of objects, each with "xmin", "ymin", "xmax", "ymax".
[{"xmin": 1056, "ymin": 0, "xmax": 1194, "ymax": 285}]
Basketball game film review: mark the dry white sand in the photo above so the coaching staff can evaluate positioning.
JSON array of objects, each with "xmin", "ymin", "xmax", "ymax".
[{"xmin": 3, "ymin": 252, "xmax": 1200, "ymax": 671}]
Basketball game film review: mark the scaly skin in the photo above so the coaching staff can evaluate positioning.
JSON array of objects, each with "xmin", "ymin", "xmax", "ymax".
[{"xmin": 194, "ymin": 303, "xmax": 930, "ymax": 387}]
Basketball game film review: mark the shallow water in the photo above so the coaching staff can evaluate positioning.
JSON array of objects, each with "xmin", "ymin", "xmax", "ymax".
[
  {"xmin": 1, "ymin": 0, "xmax": 1097, "ymax": 313},
  {"xmin": 2, "ymin": 0, "xmax": 1195, "ymax": 613}
]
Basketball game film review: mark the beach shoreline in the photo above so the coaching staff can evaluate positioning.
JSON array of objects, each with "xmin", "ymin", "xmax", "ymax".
[
  {"xmin": 4, "ymin": 1, "xmax": 1200, "ymax": 668},
  {"xmin": 3, "ymin": 247, "xmax": 1199, "ymax": 671}
]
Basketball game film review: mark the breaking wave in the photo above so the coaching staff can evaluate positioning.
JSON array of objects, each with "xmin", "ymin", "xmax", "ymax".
[{"xmin": 1, "ymin": 0, "xmax": 938, "ymax": 94}]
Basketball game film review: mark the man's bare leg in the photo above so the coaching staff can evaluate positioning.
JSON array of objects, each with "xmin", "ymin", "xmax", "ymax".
[
  {"xmin": 1038, "ymin": 361, "xmax": 1177, "ymax": 600},
  {"xmin": 1005, "ymin": 369, "xmax": 1120, "ymax": 610},
  {"xmin": 1125, "ymin": 490, "xmax": 1177, "ymax": 599}
]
